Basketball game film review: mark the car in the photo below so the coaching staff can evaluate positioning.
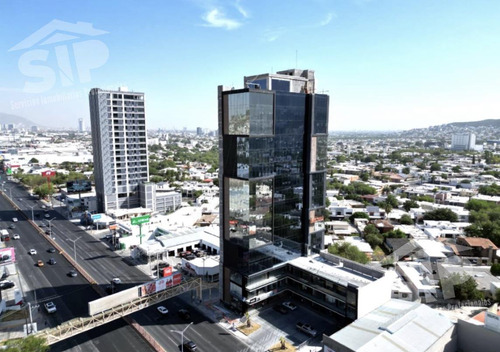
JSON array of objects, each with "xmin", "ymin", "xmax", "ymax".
[
  {"xmin": 12, "ymin": 218, "xmax": 18, "ymax": 223},
  {"xmin": 157, "ymin": 306, "xmax": 168, "ymax": 315},
  {"xmin": 48, "ymin": 258, "xmax": 56, "ymax": 265},
  {"xmin": 273, "ymin": 305, "xmax": 288, "ymax": 314},
  {"xmin": 8, "ymin": 224, "xmax": 15, "ymax": 229},
  {"xmin": 47, "ymin": 247, "xmax": 56, "ymax": 253},
  {"xmin": 182, "ymin": 340, "xmax": 197, "ymax": 352},
  {"xmin": 28, "ymin": 249, "xmax": 37, "ymax": 255},
  {"xmin": 0, "ymin": 281, "xmax": 15, "ymax": 290},
  {"xmin": 282, "ymin": 301, "xmax": 297, "ymax": 311},
  {"xmin": 41, "ymin": 205, "xmax": 47, "ymax": 209},
  {"xmin": 35, "ymin": 213, "xmax": 40, "ymax": 218},
  {"xmin": 111, "ymin": 277, "xmax": 121, "ymax": 284},
  {"xmin": 37, "ymin": 260, "xmax": 44, "ymax": 267},
  {"xmin": 68, "ymin": 269, "xmax": 77, "ymax": 277},
  {"xmin": 178, "ymin": 309, "xmax": 191, "ymax": 320},
  {"xmin": 44, "ymin": 302, "xmax": 57, "ymax": 313},
  {"xmin": 12, "ymin": 234, "xmax": 20, "ymax": 240},
  {"xmin": 44, "ymin": 213, "xmax": 50, "ymax": 218},
  {"xmin": 296, "ymin": 322, "xmax": 317, "ymax": 337}
]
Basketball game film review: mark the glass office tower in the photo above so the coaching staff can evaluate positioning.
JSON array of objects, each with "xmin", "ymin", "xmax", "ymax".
[{"xmin": 219, "ymin": 69, "xmax": 329, "ymax": 311}]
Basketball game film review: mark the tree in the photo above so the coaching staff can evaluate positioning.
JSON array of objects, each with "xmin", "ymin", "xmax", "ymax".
[
  {"xmin": 430, "ymin": 163, "xmax": 441, "ymax": 172},
  {"xmin": 384, "ymin": 229, "xmax": 407, "ymax": 238},
  {"xmin": 440, "ymin": 273, "xmax": 483, "ymax": 301},
  {"xmin": 279, "ymin": 336, "xmax": 286, "ymax": 350},
  {"xmin": 378, "ymin": 201, "xmax": 393, "ymax": 217},
  {"xmin": 4, "ymin": 335, "xmax": 49, "ymax": 352},
  {"xmin": 400, "ymin": 214, "xmax": 413, "ymax": 225},
  {"xmin": 349, "ymin": 212, "xmax": 369, "ymax": 223},
  {"xmin": 33, "ymin": 183, "xmax": 54, "ymax": 199},
  {"xmin": 403, "ymin": 199, "xmax": 419, "ymax": 212},
  {"xmin": 386, "ymin": 194, "xmax": 399, "ymax": 208},
  {"xmin": 28, "ymin": 157, "xmax": 39, "ymax": 164},
  {"xmin": 496, "ymin": 289, "xmax": 500, "ymax": 303},
  {"xmin": 328, "ymin": 242, "xmax": 369, "ymax": 264},
  {"xmin": 452, "ymin": 166, "xmax": 461, "ymax": 173},
  {"xmin": 365, "ymin": 233, "xmax": 384, "ymax": 248},
  {"xmin": 363, "ymin": 224, "xmax": 380, "ymax": 236},
  {"xmin": 423, "ymin": 208, "xmax": 458, "ymax": 222},
  {"xmin": 491, "ymin": 263, "xmax": 500, "ymax": 276},
  {"xmin": 402, "ymin": 167, "xmax": 410, "ymax": 175}
]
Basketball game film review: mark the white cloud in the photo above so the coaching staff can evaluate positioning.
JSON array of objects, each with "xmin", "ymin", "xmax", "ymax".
[
  {"xmin": 203, "ymin": 8, "xmax": 242, "ymax": 30},
  {"xmin": 263, "ymin": 28, "xmax": 286, "ymax": 42},
  {"xmin": 318, "ymin": 12, "xmax": 335, "ymax": 26},
  {"xmin": 235, "ymin": 0, "xmax": 249, "ymax": 18}
]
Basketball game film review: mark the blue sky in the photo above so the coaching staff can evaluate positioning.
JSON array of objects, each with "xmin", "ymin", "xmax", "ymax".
[{"xmin": 1, "ymin": 0, "xmax": 500, "ymax": 131}]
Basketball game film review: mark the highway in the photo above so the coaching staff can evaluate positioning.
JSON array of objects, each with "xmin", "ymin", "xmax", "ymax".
[
  {"xmin": 1, "ymin": 177, "xmax": 249, "ymax": 352},
  {"xmin": 0, "ymin": 187, "xmax": 155, "ymax": 352}
]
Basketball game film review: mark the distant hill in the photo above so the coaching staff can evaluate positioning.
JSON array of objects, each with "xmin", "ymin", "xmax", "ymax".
[
  {"xmin": 0, "ymin": 112, "xmax": 39, "ymax": 128},
  {"xmin": 444, "ymin": 119, "xmax": 500, "ymax": 129}
]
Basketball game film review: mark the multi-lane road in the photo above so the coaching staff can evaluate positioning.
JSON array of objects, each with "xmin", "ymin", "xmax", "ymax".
[{"xmin": 1, "ymin": 177, "xmax": 249, "ymax": 352}]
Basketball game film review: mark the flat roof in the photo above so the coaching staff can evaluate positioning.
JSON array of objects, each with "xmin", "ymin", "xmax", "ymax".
[
  {"xmin": 329, "ymin": 299, "xmax": 454, "ymax": 352},
  {"xmin": 289, "ymin": 255, "xmax": 376, "ymax": 288}
]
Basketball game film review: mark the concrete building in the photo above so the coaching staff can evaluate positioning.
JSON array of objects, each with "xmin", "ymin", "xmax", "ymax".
[
  {"xmin": 451, "ymin": 132, "xmax": 476, "ymax": 151},
  {"xmin": 78, "ymin": 118, "xmax": 85, "ymax": 132},
  {"xmin": 89, "ymin": 87, "xmax": 149, "ymax": 213},
  {"xmin": 324, "ymin": 299, "xmax": 456, "ymax": 352},
  {"xmin": 219, "ymin": 69, "xmax": 329, "ymax": 312}
]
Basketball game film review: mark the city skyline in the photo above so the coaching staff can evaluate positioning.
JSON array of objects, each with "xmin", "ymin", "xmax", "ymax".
[{"xmin": 2, "ymin": 0, "xmax": 500, "ymax": 131}]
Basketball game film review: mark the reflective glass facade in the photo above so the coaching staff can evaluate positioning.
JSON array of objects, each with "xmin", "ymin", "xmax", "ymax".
[{"xmin": 220, "ymin": 81, "xmax": 329, "ymax": 312}]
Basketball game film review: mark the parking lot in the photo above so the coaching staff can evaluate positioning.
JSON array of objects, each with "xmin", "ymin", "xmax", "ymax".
[{"xmin": 245, "ymin": 296, "xmax": 346, "ymax": 350}]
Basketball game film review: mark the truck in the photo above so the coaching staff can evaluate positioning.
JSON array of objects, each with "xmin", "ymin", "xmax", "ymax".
[{"xmin": 1, "ymin": 229, "xmax": 10, "ymax": 242}]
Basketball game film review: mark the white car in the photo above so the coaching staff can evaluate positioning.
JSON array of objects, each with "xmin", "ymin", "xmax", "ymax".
[
  {"xmin": 12, "ymin": 234, "xmax": 20, "ymax": 240},
  {"xmin": 44, "ymin": 213, "xmax": 50, "ymax": 218},
  {"xmin": 282, "ymin": 301, "xmax": 297, "ymax": 311},
  {"xmin": 157, "ymin": 306, "xmax": 169, "ymax": 315},
  {"xmin": 29, "ymin": 249, "xmax": 37, "ymax": 255},
  {"xmin": 296, "ymin": 322, "xmax": 317, "ymax": 337},
  {"xmin": 44, "ymin": 302, "xmax": 57, "ymax": 313},
  {"xmin": 12, "ymin": 218, "xmax": 18, "ymax": 223},
  {"xmin": 111, "ymin": 277, "xmax": 121, "ymax": 284}
]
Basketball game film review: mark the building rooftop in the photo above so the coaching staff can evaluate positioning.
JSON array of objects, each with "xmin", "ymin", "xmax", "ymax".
[
  {"xmin": 458, "ymin": 237, "xmax": 498, "ymax": 250},
  {"xmin": 289, "ymin": 254, "xmax": 378, "ymax": 288},
  {"xmin": 329, "ymin": 299, "xmax": 454, "ymax": 352}
]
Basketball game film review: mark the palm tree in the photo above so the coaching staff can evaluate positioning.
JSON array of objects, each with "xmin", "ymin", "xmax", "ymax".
[{"xmin": 279, "ymin": 336, "xmax": 286, "ymax": 349}]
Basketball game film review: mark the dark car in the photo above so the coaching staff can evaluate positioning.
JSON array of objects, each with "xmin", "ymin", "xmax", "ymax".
[
  {"xmin": 182, "ymin": 340, "xmax": 197, "ymax": 352},
  {"xmin": 273, "ymin": 305, "xmax": 288, "ymax": 314},
  {"xmin": 68, "ymin": 269, "xmax": 77, "ymax": 277},
  {"xmin": 0, "ymin": 281, "xmax": 15, "ymax": 290},
  {"xmin": 178, "ymin": 309, "xmax": 191, "ymax": 320},
  {"xmin": 47, "ymin": 248, "xmax": 56, "ymax": 253},
  {"xmin": 8, "ymin": 224, "xmax": 15, "ymax": 229},
  {"xmin": 48, "ymin": 258, "xmax": 56, "ymax": 265}
]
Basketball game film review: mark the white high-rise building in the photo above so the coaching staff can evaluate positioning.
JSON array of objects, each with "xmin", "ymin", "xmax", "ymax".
[
  {"xmin": 451, "ymin": 132, "xmax": 476, "ymax": 151},
  {"xmin": 89, "ymin": 87, "xmax": 149, "ymax": 213},
  {"xmin": 78, "ymin": 118, "xmax": 85, "ymax": 132}
]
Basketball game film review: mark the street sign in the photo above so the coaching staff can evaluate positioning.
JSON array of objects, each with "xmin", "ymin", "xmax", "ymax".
[
  {"xmin": 131, "ymin": 215, "xmax": 150, "ymax": 225},
  {"xmin": 91, "ymin": 214, "xmax": 102, "ymax": 220}
]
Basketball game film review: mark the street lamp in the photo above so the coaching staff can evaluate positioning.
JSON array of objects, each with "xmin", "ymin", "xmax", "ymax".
[
  {"xmin": 171, "ymin": 322, "xmax": 193, "ymax": 352},
  {"xmin": 29, "ymin": 205, "xmax": 35, "ymax": 221},
  {"xmin": 67, "ymin": 236, "xmax": 82, "ymax": 264},
  {"xmin": 47, "ymin": 217, "xmax": 56, "ymax": 238}
]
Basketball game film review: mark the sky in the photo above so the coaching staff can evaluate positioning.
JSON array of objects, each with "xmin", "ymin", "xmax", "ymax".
[{"xmin": 1, "ymin": 0, "xmax": 500, "ymax": 132}]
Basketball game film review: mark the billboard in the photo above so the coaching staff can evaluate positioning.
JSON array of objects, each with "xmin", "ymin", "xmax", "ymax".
[
  {"xmin": 88, "ymin": 286, "xmax": 139, "ymax": 316},
  {"xmin": 140, "ymin": 272, "xmax": 182, "ymax": 297},
  {"xmin": 131, "ymin": 215, "xmax": 150, "ymax": 225},
  {"xmin": 67, "ymin": 179, "xmax": 92, "ymax": 193},
  {"xmin": 0, "ymin": 248, "xmax": 16, "ymax": 264}
]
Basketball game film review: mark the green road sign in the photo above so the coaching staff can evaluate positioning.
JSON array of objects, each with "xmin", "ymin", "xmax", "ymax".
[
  {"xmin": 6, "ymin": 168, "xmax": 12, "ymax": 175},
  {"xmin": 131, "ymin": 214, "xmax": 150, "ymax": 225}
]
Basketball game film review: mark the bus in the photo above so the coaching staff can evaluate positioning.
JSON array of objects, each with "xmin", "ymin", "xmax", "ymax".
[{"xmin": 1, "ymin": 229, "xmax": 10, "ymax": 241}]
